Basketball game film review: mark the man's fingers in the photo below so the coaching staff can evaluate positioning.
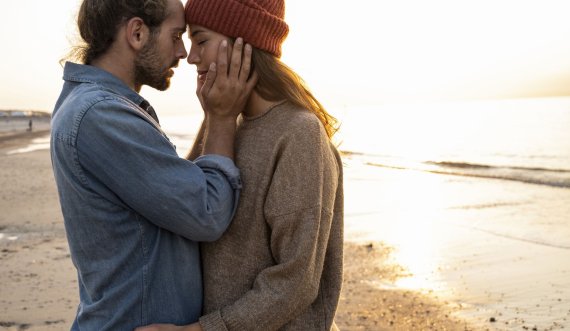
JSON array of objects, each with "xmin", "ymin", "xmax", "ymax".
[
  {"xmin": 239, "ymin": 43, "xmax": 253, "ymax": 83},
  {"xmin": 229, "ymin": 37, "xmax": 244, "ymax": 80},
  {"xmin": 199, "ymin": 38, "xmax": 257, "ymax": 119},
  {"xmin": 200, "ymin": 62, "xmax": 217, "ymax": 100},
  {"xmin": 216, "ymin": 40, "xmax": 229, "ymax": 78},
  {"xmin": 244, "ymin": 70, "xmax": 259, "ymax": 95}
]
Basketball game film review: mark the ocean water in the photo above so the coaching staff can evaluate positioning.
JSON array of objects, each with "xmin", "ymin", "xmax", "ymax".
[
  {"xmin": 336, "ymin": 97, "xmax": 570, "ymax": 188},
  {"xmin": 0, "ymin": 117, "xmax": 51, "ymax": 134}
]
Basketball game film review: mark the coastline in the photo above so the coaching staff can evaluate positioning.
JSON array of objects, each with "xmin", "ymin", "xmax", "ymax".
[
  {"xmin": 340, "ymin": 157, "xmax": 570, "ymax": 331},
  {"xmin": 0, "ymin": 130, "xmax": 51, "ymax": 144},
  {"xmin": 0, "ymin": 132, "xmax": 477, "ymax": 330}
]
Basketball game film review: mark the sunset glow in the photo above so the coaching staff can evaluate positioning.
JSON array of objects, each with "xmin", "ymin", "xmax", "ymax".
[
  {"xmin": 2, "ymin": 1, "xmax": 570, "ymax": 330},
  {"xmin": 1, "ymin": 0, "xmax": 569, "ymax": 114}
]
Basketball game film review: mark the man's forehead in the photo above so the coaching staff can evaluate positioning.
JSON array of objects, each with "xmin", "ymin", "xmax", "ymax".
[{"xmin": 162, "ymin": 0, "xmax": 186, "ymax": 30}]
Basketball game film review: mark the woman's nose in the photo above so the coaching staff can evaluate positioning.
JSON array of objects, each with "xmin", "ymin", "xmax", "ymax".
[{"xmin": 187, "ymin": 46, "xmax": 199, "ymax": 65}]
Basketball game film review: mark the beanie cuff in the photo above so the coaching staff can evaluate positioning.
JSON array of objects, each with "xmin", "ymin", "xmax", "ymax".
[{"xmin": 185, "ymin": 0, "xmax": 289, "ymax": 57}]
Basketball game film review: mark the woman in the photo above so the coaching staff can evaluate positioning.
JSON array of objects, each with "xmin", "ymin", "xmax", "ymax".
[{"xmin": 141, "ymin": 0, "xmax": 344, "ymax": 330}]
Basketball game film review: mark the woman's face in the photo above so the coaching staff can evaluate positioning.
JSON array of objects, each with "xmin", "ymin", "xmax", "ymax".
[{"xmin": 187, "ymin": 24, "xmax": 232, "ymax": 87}]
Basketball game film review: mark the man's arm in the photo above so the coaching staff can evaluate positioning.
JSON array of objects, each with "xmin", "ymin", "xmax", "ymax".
[
  {"xmin": 198, "ymin": 38, "xmax": 256, "ymax": 160},
  {"xmin": 76, "ymin": 105, "xmax": 237, "ymax": 242},
  {"xmin": 134, "ymin": 323, "xmax": 201, "ymax": 331}
]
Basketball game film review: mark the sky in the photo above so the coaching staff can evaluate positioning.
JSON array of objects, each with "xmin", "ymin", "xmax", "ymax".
[{"xmin": 1, "ymin": 0, "xmax": 570, "ymax": 116}]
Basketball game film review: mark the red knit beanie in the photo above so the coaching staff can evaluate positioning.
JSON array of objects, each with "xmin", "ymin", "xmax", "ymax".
[{"xmin": 184, "ymin": 0, "xmax": 289, "ymax": 58}]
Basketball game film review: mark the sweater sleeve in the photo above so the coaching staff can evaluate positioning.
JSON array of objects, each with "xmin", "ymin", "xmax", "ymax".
[{"xmin": 199, "ymin": 116, "xmax": 342, "ymax": 330}]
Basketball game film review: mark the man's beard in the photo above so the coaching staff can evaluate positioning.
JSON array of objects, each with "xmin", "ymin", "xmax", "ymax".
[{"xmin": 134, "ymin": 37, "xmax": 176, "ymax": 91}]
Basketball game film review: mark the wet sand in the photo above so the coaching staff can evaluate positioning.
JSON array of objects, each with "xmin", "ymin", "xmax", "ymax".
[
  {"xmin": 0, "ymin": 132, "xmax": 478, "ymax": 330},
  {"xmin": 341, "ymin": 158, "xmax": 570, "ymax": 331},
  {"xmin": 0, "ymin": 131, "xmax": 76, "ymax": 331}
]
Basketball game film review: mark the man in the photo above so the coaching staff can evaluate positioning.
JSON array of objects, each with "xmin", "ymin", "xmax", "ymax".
[{"xmin": 50, "ymin": 0, "xmax": 255, "ymax": 329}]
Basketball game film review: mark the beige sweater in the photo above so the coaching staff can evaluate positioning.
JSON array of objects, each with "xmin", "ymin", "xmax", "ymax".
[{"xmin": 198, "ymin": 101, "xmax": 344, "ymax": 331}]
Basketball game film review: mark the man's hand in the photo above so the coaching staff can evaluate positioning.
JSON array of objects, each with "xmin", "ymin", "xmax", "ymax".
[
  {"xmin": 198, "ymin": 37, "xmax": 257, "ymax": 121},
  {"xmin": 134, "ymin": 322, "xmax": 202, "ymax": 331},
  {"xmin": 196, "ymin": 37, "xmax": 258, "ymax": 159}
]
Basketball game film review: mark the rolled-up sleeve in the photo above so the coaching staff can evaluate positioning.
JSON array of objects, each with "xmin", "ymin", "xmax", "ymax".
[
  {"xmin": 75, "ymin": 97, "xmax": 240, "ymax": 241},
  {"xmin": 194, "ymin": 155, "xmax": 241, "ymax": 190}
]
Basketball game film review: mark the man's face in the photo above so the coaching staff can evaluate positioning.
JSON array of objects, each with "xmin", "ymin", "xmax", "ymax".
[{"xmin": 134, "ymin": 0, "xmax": 187, "ymax": 91}]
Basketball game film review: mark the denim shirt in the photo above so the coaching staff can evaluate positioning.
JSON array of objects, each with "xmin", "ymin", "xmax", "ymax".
[{"xmin": 50, "ymin": 62, "xmax": 241, "ymax": 330}]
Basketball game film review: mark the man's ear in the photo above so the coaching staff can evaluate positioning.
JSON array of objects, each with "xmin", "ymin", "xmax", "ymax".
[{"xmin": 125, "ymin": 17, "xmax": 149, "ymax": 51}]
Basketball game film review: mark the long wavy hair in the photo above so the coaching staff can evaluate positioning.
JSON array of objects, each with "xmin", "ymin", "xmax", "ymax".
[{"xmin": 252, "ymin": 49, "xmax": 339, "ymax": 139}]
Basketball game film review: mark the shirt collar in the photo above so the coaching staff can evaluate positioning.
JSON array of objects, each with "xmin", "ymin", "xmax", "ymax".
[{"xmin": 62, "ymin": 61, "xmax": 145, "ymax": 107}]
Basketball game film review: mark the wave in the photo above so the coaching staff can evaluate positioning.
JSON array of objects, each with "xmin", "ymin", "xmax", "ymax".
[
  {"xmin": 454, "ymin": 224, "xmax": 570, "ymax": 250},
  {"xmin": 425, "ymin": 161, "xmax": 570, "ymax": 174},
  {"xmin": 342, "ymin": 151, "xmax": 570, "ymax": 189}
]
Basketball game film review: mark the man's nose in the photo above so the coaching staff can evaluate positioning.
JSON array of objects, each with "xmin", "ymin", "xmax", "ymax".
[{"xmin": 177, "ymin": 40, "xmax": 188, "ymax": 60}]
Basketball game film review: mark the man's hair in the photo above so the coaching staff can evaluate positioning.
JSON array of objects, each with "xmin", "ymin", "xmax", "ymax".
[{"xmin": 70, "ymin": 0, "xmax": 169, "ymax": 64}]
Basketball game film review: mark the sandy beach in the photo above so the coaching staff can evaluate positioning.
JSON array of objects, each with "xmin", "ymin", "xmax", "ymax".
[
  {"xmin": 2, "ymin": 130, "xmax": 568, "ymax": 330},
  {"xmin": 0, "ymin": 131, "xmax": 76, "ymax": 330}
]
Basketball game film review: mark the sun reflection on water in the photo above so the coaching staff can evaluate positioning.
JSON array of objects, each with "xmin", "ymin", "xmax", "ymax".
[
  {"xmin": 344, "ymin": 161, "xmax": 457, "ymax": 294},
  {"xmin": 5, "ymin": 136, "xmax": 50, "ymax": 155},
  {"xmin": 385, "ymin": 171, "xmax": 450, "ymax": 292}
]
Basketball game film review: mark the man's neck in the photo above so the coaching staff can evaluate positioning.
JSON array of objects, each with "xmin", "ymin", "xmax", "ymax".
[{"xmin": 90, "ymin": 50, "xmax": 138, "ymax": 92}]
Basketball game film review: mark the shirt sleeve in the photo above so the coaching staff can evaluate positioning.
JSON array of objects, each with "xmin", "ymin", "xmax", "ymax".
[
  {"xmin": 199, "ymin": 117, "xmax": 342, "ymax": 330},
  {"xmin": 75, "ymin": 97, "xmax": 240, "ymax": 242}
]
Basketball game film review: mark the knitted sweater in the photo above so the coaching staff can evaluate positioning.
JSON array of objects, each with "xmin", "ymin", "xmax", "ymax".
[{"xmin": 198, "ymin": 101, "xmax": 344, "ymax": 331}]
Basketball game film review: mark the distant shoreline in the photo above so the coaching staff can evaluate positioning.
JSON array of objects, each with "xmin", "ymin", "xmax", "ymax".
[
  {"xmin": 0, "ymin": 116, "xmax": 51, "ymax": 136},
  {"xmin": 0, "ymin": 109, "xmax": 50, "ymax": 116}
]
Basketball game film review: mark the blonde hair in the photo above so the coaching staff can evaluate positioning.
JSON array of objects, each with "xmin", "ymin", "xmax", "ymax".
[{"xmin": 252, "ymin": 49, "xmax": 338, "ymax": 139}]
